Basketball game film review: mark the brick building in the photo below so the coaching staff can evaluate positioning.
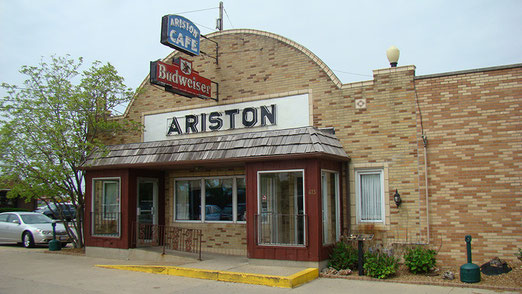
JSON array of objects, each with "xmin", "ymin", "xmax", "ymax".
[{"xmin": 82, "ymin": 29, "xmax": 521, "ymax": 267}]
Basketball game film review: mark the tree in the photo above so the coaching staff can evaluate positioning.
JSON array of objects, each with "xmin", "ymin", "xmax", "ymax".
[{"xmin": 0, "ymin": 55, "xmax": 138, "ymax": 248}]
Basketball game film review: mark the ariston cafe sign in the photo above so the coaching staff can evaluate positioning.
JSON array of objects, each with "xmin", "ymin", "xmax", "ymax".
[{"xmin": 151, "ymin": 15, "xmax": 214, "ymax": 100}]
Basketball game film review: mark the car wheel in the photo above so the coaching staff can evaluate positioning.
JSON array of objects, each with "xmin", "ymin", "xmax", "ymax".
[{"xmin": 22, "ymin": 232, "xmax": 35, "ymax": 248}]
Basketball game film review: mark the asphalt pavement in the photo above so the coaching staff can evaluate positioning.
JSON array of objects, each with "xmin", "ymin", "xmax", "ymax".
[{"xmin": 0, "ymin": 244, "xmax": 516, "ymax": 294}]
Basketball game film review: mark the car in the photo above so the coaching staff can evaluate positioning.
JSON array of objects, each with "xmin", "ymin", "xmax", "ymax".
[
  {"xmin": 0, "ymin": 212, "xmax": 71, "ymax": 248},
  {"xmin": 220, "ymin": 203, "xmax": 246, "ymax": 221},
  {"xmin": 204, "ymin": 205, "xmax": 222, "ymax": 220},
  {"xmin": 34, "ymin": 203, "xmax": 76, "ymax": 221}
]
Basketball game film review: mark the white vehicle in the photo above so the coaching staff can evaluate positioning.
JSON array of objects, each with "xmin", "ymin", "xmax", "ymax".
[{"xmin": 0, "ymin": 212, "xmax": 70, "ymax": 248}]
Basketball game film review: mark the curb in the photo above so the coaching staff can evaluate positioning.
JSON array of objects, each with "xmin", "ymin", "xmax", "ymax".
[{"xmin": 96, "ymin": 265, "xmax": 318, "ymax": 288}]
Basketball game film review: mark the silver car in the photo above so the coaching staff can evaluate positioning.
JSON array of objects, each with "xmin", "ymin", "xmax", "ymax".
[{"xmin": 0, "ymin": 212, "xmax": 71, "ymax": 248}]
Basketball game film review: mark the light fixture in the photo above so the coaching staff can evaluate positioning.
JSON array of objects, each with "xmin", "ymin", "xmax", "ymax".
[
  {"xmin": 386, "ymin": 46, "xmax": 400, "ymax": 67},
  {"xmin": 394, "ymin": 189, "xmax": 402, "ymax": 208}
]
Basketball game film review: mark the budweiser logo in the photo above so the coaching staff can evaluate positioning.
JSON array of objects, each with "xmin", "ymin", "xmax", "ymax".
[{"xmin": 150, "ymin": 58, "xmax": 212, "ymax": 99}]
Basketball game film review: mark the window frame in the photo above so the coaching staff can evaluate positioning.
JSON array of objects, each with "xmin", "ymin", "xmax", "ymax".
[
  {"xmin": 173, "ymin": 176, "xmax": 246, "ymax": 224},
  {"xmin": 91, "ymin": 177, "xmax": 121, "ymax": 237},
  {"xmin": 355, "ymin": 169, "xmax": 385, "ymax": 224},
  {"xmin": 321, "ymin": 170, "xmax": 340, "ymax": 245},
  {"xmin": 256, "ymin": 169, "xmax": 306, "ymax": 247}
]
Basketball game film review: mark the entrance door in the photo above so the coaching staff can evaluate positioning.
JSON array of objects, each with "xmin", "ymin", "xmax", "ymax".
[
  {"xmin": 258, "ymin": 171, "xmax": 305, "ymax": 246},
  {"xmin": 137, "ymin": 178, "xmax": 158, "ymax": 226}
]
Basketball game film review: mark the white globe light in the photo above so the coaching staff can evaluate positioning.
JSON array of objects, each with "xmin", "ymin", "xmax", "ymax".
[{"xmin": 386, "ymin": 46, "xmax": 400, "ymax": 67}]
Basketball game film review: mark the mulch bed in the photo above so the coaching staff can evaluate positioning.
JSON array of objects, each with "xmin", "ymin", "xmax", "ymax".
[{"xmin": 321, "ymin": 261, "xmax": 522, "ymax": 292}]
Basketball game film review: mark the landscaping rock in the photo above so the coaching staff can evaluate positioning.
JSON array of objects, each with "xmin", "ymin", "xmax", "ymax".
[
  {"xmin": 442, "ymin": 271, "xmax": 455, "ymax": 280},
  {"xmin": 338, "ymin": 269, "xmax": 352, "ymax": 276},
  {"xmin": 480, "ymin": 257, "xmax": 512, "ymax": 276},
  {"xmin": 321, "ymin": 267, "xmax": 338, "ymax": 275}
]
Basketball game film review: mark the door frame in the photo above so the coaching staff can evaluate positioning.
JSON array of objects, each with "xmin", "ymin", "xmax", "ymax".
[{"xmin": 137, "ymin": 177, "xmax": 159, "ymax": 226}]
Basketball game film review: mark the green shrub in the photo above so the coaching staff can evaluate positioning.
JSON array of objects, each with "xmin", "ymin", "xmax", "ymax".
[
  {"xmin": 328, "ymin": 241, "xmax": 358, "ymax": 270},
  {"xmin": 403, "ymin": 246, "xmax": 437, "ymax": 274},
  {"xmin": 363, "ymin": 251, "xmax": 399, "ymax": 279}
]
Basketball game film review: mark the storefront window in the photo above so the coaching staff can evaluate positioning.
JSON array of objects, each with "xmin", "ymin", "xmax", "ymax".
[
  {"xmin": 322, "ymin": 171, "xmax": 339, "ymax": 244},
  {"xmin": 205, "ymin": 178, "xmax": 232, "ymax": 221},
  {"xmin": 258, "ymin": 170, "xmax": 305, "ymax": 246},
  {"xmin": 175, "ymin": 180, "xmax": 201, "ymax": 221},
  {"xmin": 92, "ymin": 178, "xmax": 120, "ymax": 236},
  {"xmin": 174, "ymin": 177, "xmax": 245, "ymax": 222}
]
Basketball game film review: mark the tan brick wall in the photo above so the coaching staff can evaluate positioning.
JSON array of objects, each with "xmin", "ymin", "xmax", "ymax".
[
  {"xmin": 414, "ymin": 67, "xmax": 522, "ymax": 266},
  {"xmin": 104, "ymin": 29, "xmax": 521, "ymax": 266}
]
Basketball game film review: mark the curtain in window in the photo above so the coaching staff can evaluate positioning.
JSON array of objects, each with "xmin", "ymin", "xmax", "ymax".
[
  {"xmin": 104, "ymin": 182, "xmax": 119, "ymax": 214},
  {"xmin": 175, "ymin": 180, "xmax": 201, "ymax": 221},
  {"xmin": 360, "ymin": 173, "xmax": 382, "ymax": 221}
]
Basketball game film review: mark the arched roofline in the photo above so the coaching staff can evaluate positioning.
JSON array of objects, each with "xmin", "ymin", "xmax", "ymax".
[
  {"xmin": 204, "ymin": 29, "xmax": 343, "ymax": 87},
  {"xmin": 122, "ymin": 29, "xmax": 343, "ymax": 118}
]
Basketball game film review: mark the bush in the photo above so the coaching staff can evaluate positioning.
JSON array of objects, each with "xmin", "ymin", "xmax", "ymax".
[
  {"xmin": 363, "ymin": 251, "xmax": 399, "ymax": 279},
  {"xmin": 403, "ymin": 246, "xmax": 437, "ymax": 274},
  {"xmin": 328, "ymin": 241, "xmax": 358, "ymax": 270}
]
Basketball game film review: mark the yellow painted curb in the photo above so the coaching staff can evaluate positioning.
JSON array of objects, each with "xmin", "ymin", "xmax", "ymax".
[{"xmin": 96, "ymin": 265, "xmax": 318, "ymax": 288}]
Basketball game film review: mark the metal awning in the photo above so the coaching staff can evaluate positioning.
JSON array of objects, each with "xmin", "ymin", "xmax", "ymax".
[{"xmin": 82, "ymin": 127, "xmax": 349, "ymax": 169}]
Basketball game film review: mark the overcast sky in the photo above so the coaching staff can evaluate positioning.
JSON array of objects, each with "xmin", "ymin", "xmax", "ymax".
[{"xmin": 1, "ymin": 0, "xmax": 521, "ymax": 108}]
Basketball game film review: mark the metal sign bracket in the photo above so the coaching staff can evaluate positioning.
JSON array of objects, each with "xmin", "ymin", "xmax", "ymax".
[{"xmin": 200, "ymin": 35, "xmax": 219, "ymax": 65}]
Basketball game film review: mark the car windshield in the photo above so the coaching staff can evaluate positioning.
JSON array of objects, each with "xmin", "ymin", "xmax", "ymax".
[{"xmin": 21, "ymin": 214, "xmax": 53, "ymax": 224}]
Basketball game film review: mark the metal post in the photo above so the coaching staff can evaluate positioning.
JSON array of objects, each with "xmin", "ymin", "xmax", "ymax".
[
  {"xmin": 198, "ymin": 231, "xmax": 202, "ymax": 261},
  {"xmin": 358, "ymin": 240, "xmax": 364, "ymax": 275},
  {"xmin": 216, "ymin": 1, "xmax": 223, "ymax": 31},
  {"xmin": 162, "ymin": 226, "xmax": 166, "ymax": 255}
]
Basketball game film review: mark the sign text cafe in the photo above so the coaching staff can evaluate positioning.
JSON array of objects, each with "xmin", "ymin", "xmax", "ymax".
[{"xmin": 151, "ymin": 15, "xmax": 214, "ymax": 100}]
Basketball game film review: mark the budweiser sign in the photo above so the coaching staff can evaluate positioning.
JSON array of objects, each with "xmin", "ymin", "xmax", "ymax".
[{"xmin": 150, "ymin": 58, "xmax": 212, "ymax": 99}]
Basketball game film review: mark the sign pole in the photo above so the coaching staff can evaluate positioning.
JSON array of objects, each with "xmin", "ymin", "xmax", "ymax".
[{"xmin": 217, "ymin": 2, "xmax": 224, "ymax": 31}]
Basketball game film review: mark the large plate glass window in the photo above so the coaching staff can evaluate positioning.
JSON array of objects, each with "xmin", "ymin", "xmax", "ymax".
[
  {"xmin": 322, "ymin": 171, "xmax": 340, "ymax": 244},
  {"xmin": 174, "ymin": 177, "xmax": 245, "ymax": 223},
  {"xmin": 356, "ymin": 169, "xmax": 385, "ymax": 223},
  {"xmin": 92, "ymin": 178, "xmax": 120, "ymax": 236},
  {"xmin": 257, "ymin": 170, "xmax": 305, "ymax": 246},
  {"xmin": 205, "ymin": 178, "xmax": 233, "ymax": 221}
]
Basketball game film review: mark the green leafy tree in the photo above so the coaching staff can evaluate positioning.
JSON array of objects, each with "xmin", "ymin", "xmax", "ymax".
[{"xmin": 0, "ymin": 55, "xmax": 138, "ymax": 248}]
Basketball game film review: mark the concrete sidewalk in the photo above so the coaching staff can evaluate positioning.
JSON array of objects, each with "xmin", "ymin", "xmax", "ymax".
[
  {"xmin": 0, "ymin": 244, "xmax": 517, "ymax": 294},
  {"xmin": 89, "ymin": 247, "xmax": 318, "ymax": 288}
]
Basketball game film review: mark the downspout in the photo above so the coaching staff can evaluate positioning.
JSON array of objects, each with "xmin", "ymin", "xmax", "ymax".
[
  {"xmin": 415, "ymin": 78, "xmax": 430, "ymax": 245},
  {"xmin": 422, "ymin": 134, "xmax": 430, "ymax": 244}
]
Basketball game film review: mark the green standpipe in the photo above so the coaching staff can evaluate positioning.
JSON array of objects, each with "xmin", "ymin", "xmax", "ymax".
[
  {"xmin": 48, "ymin": 221, "xmax": 61, "ymax": 251},
  {"xmin": 460, "ymin": 235, "xmax": 480, "ymax": 283}
]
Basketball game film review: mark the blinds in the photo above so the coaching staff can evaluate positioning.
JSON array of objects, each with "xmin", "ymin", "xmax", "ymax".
[{"xmin": 359, "ymin": 172, "xmax": 382, "ymax": 221}]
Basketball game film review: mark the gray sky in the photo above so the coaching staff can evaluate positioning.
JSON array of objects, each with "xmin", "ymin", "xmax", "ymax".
[{"xmin": 1, "ymin": 0, "xmax": 521, "ymax": 109}]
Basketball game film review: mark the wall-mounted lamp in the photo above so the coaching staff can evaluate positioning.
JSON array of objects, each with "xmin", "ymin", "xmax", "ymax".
[
  {"xmin": 386, "ymin": 46, "xmax": 400, "ymax": 67},
  {"xmin": 394, "ymin": 189, "xmax": 402, "ymax": 208}
]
